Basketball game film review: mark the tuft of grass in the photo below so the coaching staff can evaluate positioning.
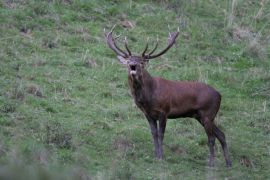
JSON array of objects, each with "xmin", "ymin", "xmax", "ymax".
[{"xmin": 45, "ymin": 122, "xmax": 73, "ymax": 149}]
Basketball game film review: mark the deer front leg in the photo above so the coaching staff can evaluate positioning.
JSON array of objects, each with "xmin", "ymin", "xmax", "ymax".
[
  {"xmin": 158, "ymin": 113, "xmax": 167, "ymax": 159},
  {"xmin": 146, "ymin": 117, "xmax": 159, "ymax": 158}
]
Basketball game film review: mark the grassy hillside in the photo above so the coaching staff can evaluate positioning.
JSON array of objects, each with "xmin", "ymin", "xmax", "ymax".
[{"xmin": 0, "ymin": 0, "xmax": 270, "ymax": 179}]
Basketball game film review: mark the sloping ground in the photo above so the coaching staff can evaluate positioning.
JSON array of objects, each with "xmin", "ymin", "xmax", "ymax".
[{"xmin": 0, "ymin": 0, "xmax": 269, "ymax": 179}]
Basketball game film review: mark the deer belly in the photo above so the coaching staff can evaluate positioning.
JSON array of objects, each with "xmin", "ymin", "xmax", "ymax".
[{"xmin": 168, "ymin": 108, "xmax": 197, "ymax": 119}]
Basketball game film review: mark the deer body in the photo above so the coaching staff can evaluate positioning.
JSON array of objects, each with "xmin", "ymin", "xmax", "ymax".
[
  {"xmin": 129, "ymin": 69, "xmax": 221, "ymax": 120},
  {"xmin": 106, "ymin": 27, "xmax": 232, "ymax": 167}
]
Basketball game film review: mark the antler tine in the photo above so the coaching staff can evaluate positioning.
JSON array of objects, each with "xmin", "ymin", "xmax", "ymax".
[
  {"xmin": 106, "ymin": 24, "xmax": 116, "ymax": 38},
  {"xmin": 114, "ymin": 33, "xmax": 121, "ymax": 39},
  {"xmin": 106, "ymin": 25, "xmax": 128, "ymax": 58},
  {"xmin": 103, "ymin": 28, "xmax": 106, "ymax": 37},
  {"xmin": 124, "ymin": 36, "xmax": 132, "ymax": 56},
  {"xmin": 147, "ymin": 37, "xmax": 159, "ymax": 56},
  {"xmin": 168, "ymin": 24, "xmax": 172, "ymax": 38},
  {"xmin": 145, "ymin": 30, "xmax": 179, "ymax": 60},
  {"xmin": 104, "ymin": 27, "xmax": 120, "ymax": 40},
  {"xmin": 142, "ymin": 37, "xmax": 149, "ymax": 57}
]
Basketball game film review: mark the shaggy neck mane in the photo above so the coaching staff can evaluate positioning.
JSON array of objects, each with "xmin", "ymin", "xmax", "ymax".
[{"xmin": 128, "ymin": 69, "xmax": 155, "ymax": 105}]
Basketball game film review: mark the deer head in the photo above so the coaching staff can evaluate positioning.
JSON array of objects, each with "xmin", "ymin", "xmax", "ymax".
[{"xmin": 105, "ymin": 26, "xmax": 179, "ymax": 77}]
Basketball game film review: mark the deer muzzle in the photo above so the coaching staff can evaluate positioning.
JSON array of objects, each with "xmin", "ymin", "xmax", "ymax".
[{"xmin": 129, "ymin": 65, "xmax": 137, "ymax": 75}]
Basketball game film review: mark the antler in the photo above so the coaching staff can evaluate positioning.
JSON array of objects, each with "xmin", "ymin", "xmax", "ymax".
[
  {"xmin": 144, "ymin": 29, "xmax": 179, "ymax": 59},
  {"xmin": 141, "ymin": 37, "xmax": 149, "ymax": 57},
  {"xmin": 105, "ymin": 26, "xmax": 130, "ymax": 58},
  {"xmin": 124, "ymin": 37, "xmax": 132, "ymax": 56},
  {"xmin": 147, "ymin": 37, "xmax": 159, "ymax": 56},
  {"xmin": 106, "ymin": 26, "xmax": 179, "ymax": 60}
]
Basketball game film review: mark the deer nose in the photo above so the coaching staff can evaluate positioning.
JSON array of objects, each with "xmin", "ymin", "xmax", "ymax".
[{"xmin": 129, "ymin": 61, "xmax": 137, "ymax": 70}]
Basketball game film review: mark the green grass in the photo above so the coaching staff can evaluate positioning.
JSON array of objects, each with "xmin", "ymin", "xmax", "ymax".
[{"xmin": 0, "ymin": 0, "xmax": 270, "ymax": 179}]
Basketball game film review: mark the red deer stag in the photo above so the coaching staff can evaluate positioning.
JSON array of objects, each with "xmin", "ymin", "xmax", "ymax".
[{"xmin": 105, "ymin": 26, "xmax": 232, "ymax": 167}]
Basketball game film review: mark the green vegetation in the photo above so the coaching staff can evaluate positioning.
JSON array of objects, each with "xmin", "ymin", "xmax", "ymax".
[{"xmin": 0, "ymin": 0, "xmax": 269, "ymax": 179}]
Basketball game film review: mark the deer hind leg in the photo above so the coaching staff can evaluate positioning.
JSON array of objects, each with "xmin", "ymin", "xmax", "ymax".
[
  {"xmin": 198, "ymin": 115, "xmax": 232, "ymax": 167},
  {"xmin": 213, "ymin": 125, "xmax": 232, "ymax": 167},
  {"xmin": 196, "ymin": 113, "xmax": 216, "ymax": 166},
  {"xmin": 203, "ymin": 117, "xmax": 216, "ymax": 167}
]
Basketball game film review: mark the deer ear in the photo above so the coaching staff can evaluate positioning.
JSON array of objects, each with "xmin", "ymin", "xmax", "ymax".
[{"xmin": 117, "ymin": 56, "xmax": 128, "ymax": 65}]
